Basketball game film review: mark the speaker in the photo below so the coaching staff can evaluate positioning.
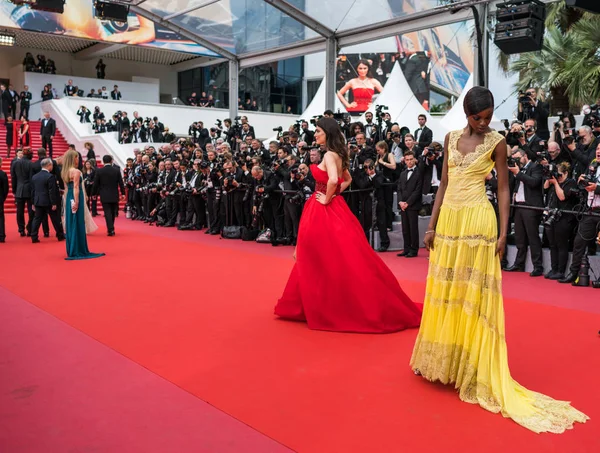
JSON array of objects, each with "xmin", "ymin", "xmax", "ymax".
[
  {"xmin": 494, "ymin": 1, "xmax": 545, "ymax": 55},
  {"xmin": 30, "ymin": 0, "xmax": 65, "ymax": 14},
  {"xmin": 94, "ymin": 1, "xmax": 129, "ymax": 23},
  {"xmin": 565, "ymin": 0, "xmax": 600, "ymax": 14}
]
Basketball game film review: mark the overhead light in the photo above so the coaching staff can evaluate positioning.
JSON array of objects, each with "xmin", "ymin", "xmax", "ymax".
[{"xmin": 0, "ymin": 31, "xmax": 16, "ymax": 47}]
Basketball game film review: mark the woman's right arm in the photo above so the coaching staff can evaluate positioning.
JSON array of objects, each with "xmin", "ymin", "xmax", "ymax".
[
  {"xmin": 336, "ymin": 82, "xmax": 353, "ymax": 109},
  {"xmin": 72, "ymin": 170, "xmax": 81, "ymax": 211},
  {"xmin": 424, "ymin": 133, "xmax": 450, "ymax": 251}
]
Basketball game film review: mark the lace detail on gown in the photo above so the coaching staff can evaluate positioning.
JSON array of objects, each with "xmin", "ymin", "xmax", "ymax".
[{"xmin": 410, "ymin": 129, "xmax": 589, "ymax": 433}]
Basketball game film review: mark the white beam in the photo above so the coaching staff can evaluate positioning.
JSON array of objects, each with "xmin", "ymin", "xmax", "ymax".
[
  {"xmin": 239, "ymin": 37, "xmax": 326, "ymax": 68},
  {"xmin": 170, "ymin": 56, "xmax": 228, "ymax": 72},
  {"xmin": 324, "ymin": 37, "xmax": 336, "ymax": 111},
  {"xmin": 163, "ymin": 0, "xmax": 220, "ymax": 21},
  {"xmin": 262, "ymin": 0, "xmax": 335, "ymax": 38},
  {"xmin": 130, "ymin": 5, "xmax": 237, "ymax": 61},
  {"xmin": 229, "ymin": 59, "xmax": 239, "ymax": 120},
  {"xmin": 74, "ymin": 43, "xmax": 126, "ymax": 60}
]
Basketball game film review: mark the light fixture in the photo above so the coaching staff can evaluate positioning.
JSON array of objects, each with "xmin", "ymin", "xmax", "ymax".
[{"xmin": 0, "ymin": 31, "xmax": 16, "ymax": 47}]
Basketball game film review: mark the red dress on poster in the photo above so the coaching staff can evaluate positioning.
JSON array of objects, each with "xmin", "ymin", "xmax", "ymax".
[
  {"xmin": 346, "ymin": 87, "xmax": 374, "ymax": 113},
  {"xmin": 275, "ymin": 164, "xmax": 422, "ymax": 333}
]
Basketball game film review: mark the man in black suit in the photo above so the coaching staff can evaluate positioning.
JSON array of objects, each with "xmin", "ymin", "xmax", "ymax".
[
  {"xmin": 396, "ymin": 151, "xmax": 422, "ymax": 257},
  {"xmin": 10, "ymin": 148, "xmax": 34, "ymax": 236},
  {"xmin": 360, "ymin": 159, "xmax": 390, "ymax": 252},
  {"xmin": 506, "ymin": 148, "xmax": 545, "ymax": 276},
  {"xmin": 30, "ymin": 159, "xmax": 65, "ymax": 243},
  {"xmin": 93, "ymin": 155, "xmax": 125, "ymax": 236},
  {"xmin": 1, "ymin": 84, "xmax": 12, "ymax": 122},
  {"xmin": 0, "ymin": 157, "xmax": 8, "ymax": 243},
  {"xmin": 30, "ymin": 148, "xmax": 52, "ymax": 238},
  {"xmin": 517, "ymin": 87, "xmax": 550, "ymax": 140},
  {"xmin": 19, "ymin": 85, "xmax": 32, "ymax": 120},
  {"xmin": 414, "ymin": 114, "xmax": 433, "ymax": 149},
  {"xmin": 40, "ymin": 111, "xmax": 56, "ymax": 158}
]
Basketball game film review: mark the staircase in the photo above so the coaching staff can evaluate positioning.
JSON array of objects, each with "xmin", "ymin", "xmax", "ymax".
[{"xmin": 1, "ymin": 121, "xmax": 125, "ymax": 215}]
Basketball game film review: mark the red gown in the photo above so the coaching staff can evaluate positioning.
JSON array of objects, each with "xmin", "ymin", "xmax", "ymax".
[
  {"xmin": 347, "ymin": 87, "xmax": 374, "ymax": 113},
  {"xmin": 275, "ymin": 165, "xmax": 422, "ymax": 333}
]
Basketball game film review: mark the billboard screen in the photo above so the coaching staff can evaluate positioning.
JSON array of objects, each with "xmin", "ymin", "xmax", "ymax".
[{"xmin": 0, "ymin": 0, "xmax": 220, "ymax": 56}]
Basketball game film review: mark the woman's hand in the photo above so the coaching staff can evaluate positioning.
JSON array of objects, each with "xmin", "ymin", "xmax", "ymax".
[
  {"xmin": 73, "ymin": 202, "xmax": 79, "ymax": 213},
  {"xmin": 293, "ymin": 248, "xmax": 297, "ymax": 261},
  {"xmin": 316, "ymin": 192, "xmax": 334, "ymax": 205},
  {"xmin": 423, "ymin": 231, "xmax": 435, "ymax": 251},
  {"xmin": 348, "ymin": 102, "xmax": 358, "ymax": 109},
  {"xmin": 496, "ymin": 236, "xmax": 507, "ymax": 259}
]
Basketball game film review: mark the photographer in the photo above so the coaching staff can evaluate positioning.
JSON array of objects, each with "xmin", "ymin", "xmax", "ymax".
[
  {"xmin": 570, "ymin": 126, "xmax": 597, "ymax": 178},
  {"xmin": 164, "ymin": 160, "xmax": 183, "ymax": 227},
  {"xmin": 76, "ymin": 105, "xmax": 91, "ymax": 123},
  {"xmin": 517, "ymin": 88, "xmax": 550, "ymax": 140},
  {"xmin": 299, "ymin": 120, "xmax": 314, "ymax": 145},
  {"xmin": 179, "ymin": 160, "xmax": 207, "ymax": 230},
  {"xmin": 560, "ymin": 144, "xmax": 600, "ymax": 284},
  {"xmin": 356, "ymin": 158, "xmax": 390, "ymax": 251},
  {"xmin": 220, "ymin": 160, "xmax": 245, "ymax": 228},
  {"xmin": 375, "ymin": 141, "xmax": 396, "ymax": 231},
  {"xmin": 543, "ymin": 162, "xmax": 578, "ymax": 280},
  {"xmin": 506, "ymin": 148, "xmax": 545, "ymax": 276},
  {"xmin": 418, "ymin": 141, "xmax": 443, "ymax": 216},
  {"xmin": 278, "ymin": 156, "xmax": 304, "ymax": 245},
  {"xmin": 19, "ymin": 86, "xmax": 31, "ymax": 120},
  {"xmin": 363, "ymin": 112, "xmax": 378, "ymax": 144},
  {"xmin": 414, "ymin": 114, "xmax": 433, "ymax": 149},
  {"xmin": 251, "ymin": 166, "xmax": 282, "ymax": 238}
]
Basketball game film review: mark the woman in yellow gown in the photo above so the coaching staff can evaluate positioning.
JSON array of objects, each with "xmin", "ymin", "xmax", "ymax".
[{"xmin": 410, "ymin": 87, "xmax": 588, "ymax": 433}]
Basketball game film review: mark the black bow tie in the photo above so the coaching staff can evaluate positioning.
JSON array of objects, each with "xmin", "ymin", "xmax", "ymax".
[{"xmin": 408, "ymin": 168, "xmax": 414, "ymax": 172}]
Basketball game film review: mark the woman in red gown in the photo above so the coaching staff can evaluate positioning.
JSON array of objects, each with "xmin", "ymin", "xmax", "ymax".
[
  {"xmin": 336, "ymin": 59, "xmax": 384, "ymax": 114},
  {"xmin": 275, "ymin": 118, "xmax": 422, "ymax": 333},
  {"xmin": 18, "ymin": 117, "xmax": 31, "ymax": 147}
]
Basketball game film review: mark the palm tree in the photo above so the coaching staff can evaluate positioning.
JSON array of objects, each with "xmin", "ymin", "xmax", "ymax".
[{"xmin": 502, "ymin": 1, "xmax": 600, "ymax": 112}]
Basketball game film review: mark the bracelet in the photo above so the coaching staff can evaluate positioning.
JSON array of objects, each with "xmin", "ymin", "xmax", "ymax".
[{"xmin": 425, "ymin": 230, "xmax": 435, "ymax": 234}]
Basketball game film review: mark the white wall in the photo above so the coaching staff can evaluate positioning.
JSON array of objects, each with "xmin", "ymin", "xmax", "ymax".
[
  {"xmin": 0, "ymin": 45, "xmax": 177, "ymax": 100},
  {"xmin": 23, "ymin": 71, "xmax": 160, "ymax": 119},
  {"xmin": 59, "ymin": 97, "xmax": 299, "ymax": 139}
]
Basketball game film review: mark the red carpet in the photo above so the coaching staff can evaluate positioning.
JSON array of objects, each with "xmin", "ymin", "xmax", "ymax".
[{"xmin": 0, "ymin": 215, "xmax": 598, "ymax": 452}]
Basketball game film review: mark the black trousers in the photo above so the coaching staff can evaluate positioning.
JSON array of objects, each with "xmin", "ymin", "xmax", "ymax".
[
  {"xmin": 102, "ymin": 201, "xmax": 118, "ymax": 233},
  {"xmin": 166, "ymin": 195, "xmax": 181, "ymax": 225},
  {"xmin": 0, "ymin": 207, "xmax": 5, "ymax": 241},
  {"xmin": 1, "ymin": 104, "xmax": 9, "ymax": 121},
  {"xmin": 185, "ymin": 194, "xmax": 207, "ymax": 228},
  {"xmin": 15, "ymin": 197, "xmax": 33, "ymax": 234},
  {"xmin": 569, "ymin": 215, "xmax": 600, "ymax": 274},
  {"xmin": 20, "ymin": 104, "xmax": 29, "ymax": 120},
  {"xmin": 376, "ymin": 198, "xmax": 390, "ymax": 248},
  {"xmin": 383, "ymin": 185, "xmax": 394, "ymax": 230},
  {"xmin": 85, "ymin": 185, "xmax": 98, "ymax": 215},
  {"xmin": 283, "ymin": 198, "xmax": 301, "ymax": 239},
  {"xmin": 546, "ymin": 215, "xmax": 575, "ymax": 274},
  {"xmin": 400, "ymin": 209, "xmax": 420, "ymax": 253},
  {"xmin": 207, "ymin": 191, "xmax": 218, "ymax": 230},
  {"xmin": 359, "ymin": 192, "xmax": 373, "ymax": 238},
  {"xmin": 41, "ymin": 136, "xmax": 53, "ymax": 158},
  {"xmin": 31, "ymin": 205, "xmax": 64, "ymax": 240},
  {"xmin": 232, "ymin": 192, "xmax": 244, "ymax": 226},
  {"xmin": 513, "ymin": 207, "xmax": 543, "ymax": 269}
]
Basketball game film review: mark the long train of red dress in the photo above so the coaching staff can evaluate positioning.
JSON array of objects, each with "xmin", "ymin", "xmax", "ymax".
[{"xmin": 274, "ymin": 165, "xmax": 422, "ymax": 333}]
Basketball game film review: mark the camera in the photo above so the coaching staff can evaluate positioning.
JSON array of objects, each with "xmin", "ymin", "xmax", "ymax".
[
  {"xmin": 543, "ymin": 208, "xmax": 562, "ymax": 228},
  {"xmin": 310, "ymin": 115, "xmax": 321, "ymax": 126},
  {"xmin": 519, "ymin": 90, "xmax": 533, "ymax": 106},
  {"xmin": 507, "ymin": 156, "xmax": 519, "ymax": 168},
  {"xmin": 215, "ymin": 119, "xmax": 222, "ymax": 128},
  {"xmin": 541, "ymin": 163, "xmax": 559, "ymax": 181},
  {"xmin": 273, "ymin": 126, "xmax": 283, "ymax": 132}
]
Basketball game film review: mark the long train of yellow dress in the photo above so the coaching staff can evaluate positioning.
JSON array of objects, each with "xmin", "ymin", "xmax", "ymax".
[{"xmin": 410, "ymin": 130, "xmax": 589, "ymax": 433}]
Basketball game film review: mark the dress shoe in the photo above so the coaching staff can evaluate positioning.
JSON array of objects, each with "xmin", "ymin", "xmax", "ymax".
[
  {"xmin": 544, "ymin": 270, "xmax": 557, "ymax": 279},
  {"xmin": 558, "ymin": 272, "xmax": 577, "ymax": 284},
  {"xmin": 549, "ymin": 271, "xmax": 564, "ymax": 280},
  {"xmin": 529, "ymin": 268, "xmax": 544, "ymax": 277},
  {"xmin": 377, "ymin": 246, "xmax": 389, "ymax": 253},
  {"xmin": 31, "ymin": 238, "xmax": 40, "ymax": 243},
  {"xmin": 0, "ymin": 239, "xmax": 5, "ymax": 243},
  {"xmin": 19, "ymin": 231, "xmax": 25, "ymax": 237},
  {"xmin": 505, "ymin": 265, "xmax": 524, "ymax": 272},
  {"xmin": 107, "ymin": 231, "xmax": 115, "ymax": 237},
  {"xmin": 396, "ymin": 251, "xmax": 408, "ymax": 257},
  {"xmin": 204, "ymin": 229, "xmax": 211, "ymax": 234},
  {"xmin": 57, "ymin": 236, "xmax": 66, "ymax": 242},
  {"xmin": 43, "ymin": 233, "xmax": 49, "ymax": 238},
  {"xmin": 405, "ymin": 252, "xmax": 418, "ymax": 258},
  {"xmin": 209, "ymin": 230, "xmax": 219, "ymax": 235}
]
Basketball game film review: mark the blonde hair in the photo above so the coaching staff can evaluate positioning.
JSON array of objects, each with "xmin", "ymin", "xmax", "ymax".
[{"xmin": 61, "ymin": 149, "xmax": 80, "ymax": 184}]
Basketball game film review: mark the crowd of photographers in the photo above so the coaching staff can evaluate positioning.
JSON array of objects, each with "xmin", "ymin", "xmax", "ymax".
[
  {"xmin": 495, "ymin": 88, "xmax": 600, "ymax": 285},
  {"xmin": 112, "ymin": 91, "xmax": 599, "ymax": 286}
]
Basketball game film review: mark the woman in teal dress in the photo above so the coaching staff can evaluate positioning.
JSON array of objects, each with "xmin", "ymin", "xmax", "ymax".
[{"xmin": 61, "ymin": 150, "xmax": 105, "ymax": 260}]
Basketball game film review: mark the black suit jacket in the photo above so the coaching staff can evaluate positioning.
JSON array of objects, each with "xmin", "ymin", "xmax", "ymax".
[
  {"xmin": 10, "ymin": 158, "xmax": 33, "ymax": 198},
  {"xmin": 514, "ymin": 161, "xmax": 544, "ymax": 207},
  {"xmin": 40, "ymin": 118, "xmax": 56, "ymax": 137},
  {"xmin": 0, "ymin": 169, "xmax": 8, "ymax": 206},
  {"xmin": 417, "ymin": 157, "xmax": 443, "ymax": 194},
  {"xmin": 31, "ymin": 170, "xmax": 59, "ymax": 207},
  {"xmin": 93, "ymin": 165, "xmax": 125, "ymax": 203},
  {"xmin": 397, "ymin": 167, "xmax": 423, "ymax": 210},
  {"xmin": 415, "ymin": 126, "xmax": 433, "ymax": 149}
]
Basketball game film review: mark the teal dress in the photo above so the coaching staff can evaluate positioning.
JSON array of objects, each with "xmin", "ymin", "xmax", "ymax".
[{"xmin": 65, "ymin": 176, "xmax": 105, "ymax": 260}]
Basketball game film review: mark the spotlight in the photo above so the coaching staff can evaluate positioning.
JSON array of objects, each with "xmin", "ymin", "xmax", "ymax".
[{"xmin": 0, "ymin": 31, "xmax": 16, "ymax": 47}]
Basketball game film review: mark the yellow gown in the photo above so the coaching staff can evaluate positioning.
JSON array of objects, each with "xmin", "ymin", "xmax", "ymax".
[{"xmin": 410, "ymin": 129, "xmax": 589, "ymax": 433}]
